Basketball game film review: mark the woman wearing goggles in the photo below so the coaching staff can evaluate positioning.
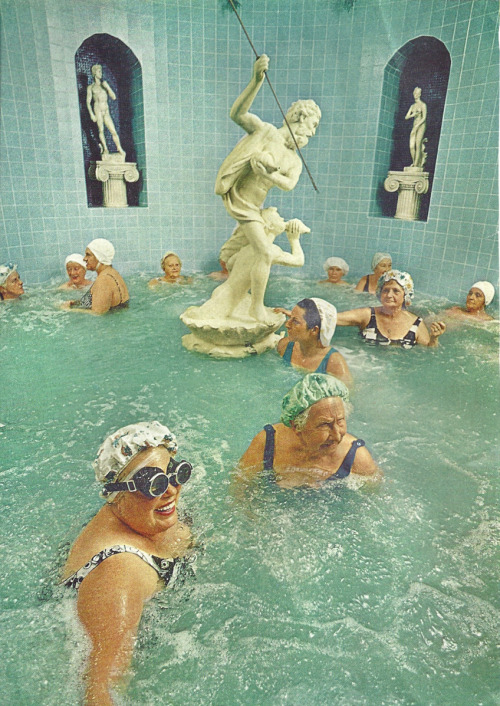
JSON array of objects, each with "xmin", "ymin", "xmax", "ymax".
[{"xmin": 60, "ymin": 421, "xmax": 195, "ymax": 706}]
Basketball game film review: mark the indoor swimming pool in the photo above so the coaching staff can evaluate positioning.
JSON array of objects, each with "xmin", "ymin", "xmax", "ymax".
[{"xmin": 1, "ymin": 275, "xmax": 498, "ymax": 705}]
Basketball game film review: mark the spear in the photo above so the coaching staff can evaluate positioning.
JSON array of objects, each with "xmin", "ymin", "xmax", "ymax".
[{"xmin": 227, "ymin": 0, "xmax": 318, "ymax": 192}]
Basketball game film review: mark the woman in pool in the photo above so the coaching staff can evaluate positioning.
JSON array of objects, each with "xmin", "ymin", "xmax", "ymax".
[
  {"xmin": 58, "ymin": 253, "xmax": 92, "ymax": 290},
  {"xmin": 149, "ymin": 252, "xmax": 192, "ymax": 286},
  {"xmin": 208, "ymin": 259, "xmax": 229, "ymax": 281},
  {"xmin": 337, "ymin": 269, "xmax": 446, "ymax": 348},
  {"xmin": 445, "ymin": 281, "xmax": 496, "ymax": 321},
  {"xmin": 61, "ymin": 421, "xmax": 194, "ymax": 706},
  {"xmin": 238, "ymin": 373, "xmax": 379, "ymax": 488},
  {"xmin": 0, "ymin": 263, "xmax": 24, "ymax": 301},
  {"xmin": 354, "ymin": 252, "xmax": 392, "ymax": 294},
  {"xmin": 319, "ymin": 256, "xmax": 350, "ymax": 285},
  {"xmin": 275, "ymin": 298, "xmax": 353, "ymax": 385},
  {"xmin": 62, "ymin": 238, "xmax": 129, "ymax": 314}
]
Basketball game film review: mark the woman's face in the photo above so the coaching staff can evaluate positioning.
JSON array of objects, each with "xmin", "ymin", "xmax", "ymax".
[
  {"xmin": 327, "ymin": 266, "xmax": 344, "ymax": 283},
  {"xmin": 112, "ymin": 447, "xmax": 182, "ymax": 538},
  {"xmin": 379, "ymin": 280, "xmax": 405, "ymax": 309},
  {"xmin": 66, "ymin": 262, "xmax": 87, "ymax": 286},
  {"xmin": 2, "ymin": 271, "xmax": 24, "ymax": 298},
  {"xmin": 163, "ymin": 256, "xmax": 182, "ymax": 278},
  {"xmin": 84, "ymin": 249, "xmax": 99, "ymax": 271},
  {"xmin": 466, "ymin": 287, "xmax": 486, "ymax": 312},
  {"xmin": 294, "ymin": 397, "xmax": 347, "ymax": 455},
  {"xmin": 374, "ymin": 258, "xmax": 392, "ymax": 277},
  {"xmin": 285, "ymin": 305, "xmax": 317, "ymax": 342}
]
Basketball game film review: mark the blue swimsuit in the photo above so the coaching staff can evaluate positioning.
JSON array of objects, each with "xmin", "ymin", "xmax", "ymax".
[
  {"xmin": 282, "ymin": 341, "xmax": 338, "ymax": 374},
  {"xmin": 262, "ymin": 424, "xmax": 365, "ymax": 479}
]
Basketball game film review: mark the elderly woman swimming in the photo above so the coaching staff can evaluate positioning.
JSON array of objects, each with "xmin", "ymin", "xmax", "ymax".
[
  {"xmin": 149, "ymin": 251, "xmax": 192, "ymax": 287},
  {"xmin": 0, "ymin": 263, "xmax": 24, "ymax": 301},
  {"xmin": 446, "ymin": 281, "xmax": 496, "ymax": 322},
  {"xmin": 238, "ymin": 373, "xmax": 379, "ymax": 488},
  {"xmin": 319, "ymin": 256, "xmax": 350, "ymax": 285},
  {"xmin": 62, "ymin": 238, "xmax": 129, "ymax": 313},
  {"xmin": 59, "ymin": 253, "xmax": 92, "ymax": 291},
  {"xmin": 338, "ymin": 269, "xmax": 446, "ymax": 348},
  {"xmin": 354, "ymin": 252, "xmax": 392, "ymax": 294},
  {"xmin": 61, "ymin": 421, "xmax": 194, "ymax": 705},
  {"xmin": 275, "ymin": 298, "xmax": 352, "ymax": 385}
]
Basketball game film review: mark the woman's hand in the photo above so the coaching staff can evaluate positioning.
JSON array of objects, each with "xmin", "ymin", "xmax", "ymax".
[
  {"xmin": 430, "ymin": 321, "xmax": 446, "ymax": 338},
  {"xmin": 273, "ymin": 307, "xmax": 291, "ymax": 317},
  {"xmin": 60, "ymin": 300, "xmax": 75, "ymax": 310}
]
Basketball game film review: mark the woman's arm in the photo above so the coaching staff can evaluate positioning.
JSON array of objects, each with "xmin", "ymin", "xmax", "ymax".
[
  {"xmin": 336, "ymin": 307, "xmax": 371, "ymax": 328},
  {"xmin": 88, "ymin": 277, "xmax": 113, "ymax": 314},
  {"xmin": 77, "ymin": 554, "xmax": 158, "ymax": 705},
  {"xmin": 327, "ymin": 352, "xmax": 353, "ymax": 387},
  {"xmin": 416, "ymin": 319, "xmax": 446, "ymax": 347},
  {"xmin": 351, "ymin": 445, "xmax": 382, "ymax": 481},
  {"xmin": 354, "ymin": 276, "xmax": 368, "ymax": 292}
]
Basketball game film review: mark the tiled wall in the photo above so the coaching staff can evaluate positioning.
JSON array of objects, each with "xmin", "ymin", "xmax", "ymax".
[{"xmin": 0, "ymin": 0, "xmax": 497, "ymax": 301}]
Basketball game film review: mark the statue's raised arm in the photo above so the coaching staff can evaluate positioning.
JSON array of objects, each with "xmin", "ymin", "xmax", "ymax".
[{"xmin": 229, "ymin": 54, "xmax": 269, "ymax": 134}]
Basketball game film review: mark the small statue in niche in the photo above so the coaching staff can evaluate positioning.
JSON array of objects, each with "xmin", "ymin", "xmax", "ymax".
[
  {"xmin": 87, "ymin": 64, "xmax": 126, "ymax": 159},
  {"xmin": 215, "ymin": 54, "xmax": 321, "ymax": 323},
  {"xmin": 405, "ymin": 87, "xmax": 427, "ymax": 168}
]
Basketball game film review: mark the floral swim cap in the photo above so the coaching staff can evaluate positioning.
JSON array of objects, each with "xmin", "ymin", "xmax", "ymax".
[
  {"xmin": 0, "ymin": 263, "xmax": 17, "ymax": 286},
  {"xmin": 280, "ymin": 373, "xmax": 350, "ymax": 427},
  {"xmin": 94, "ymin": 421, "xmax": 178, "ymax": 500},
  {"xmin": 376, "ymin": 269, "xmax": 414, "ymax": 307}
]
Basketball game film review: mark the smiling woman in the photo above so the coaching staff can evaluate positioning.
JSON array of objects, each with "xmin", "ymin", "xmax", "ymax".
[
  {"xmin": 59, "ymin": 253, "xmax": 92, "ymax": 291},
  {"xmin": 60, "ymin": 421, "xmax": 195, "ymax": 706}
]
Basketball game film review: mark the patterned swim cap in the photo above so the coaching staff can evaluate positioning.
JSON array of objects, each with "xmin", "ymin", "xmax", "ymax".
[
  {"xmin": 280, "ymin": 373, "xmax": 350, "ymax": 427},
  {"xmin": 376, "ymin": 269, "xmax": 414, "ymax": 307}
]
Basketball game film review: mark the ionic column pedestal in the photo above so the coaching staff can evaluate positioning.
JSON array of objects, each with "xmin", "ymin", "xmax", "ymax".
[
  {"xmin": 384, "ymin": 167, "xmax": 429, "ymax": 221},
  {"xmin": 89, "ymin": 153, "xmax": 139, "ymax": 208}
]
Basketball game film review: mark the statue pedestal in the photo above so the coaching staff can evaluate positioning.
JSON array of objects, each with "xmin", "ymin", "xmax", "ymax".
[
  {"xmin": 180, "ymin": 295, "xmax": 285, "ymax": 358},
  {"xmin": 89, "ymin": 153, "xmax": 139, "ymax": 208},
  {"xmin": 384, "ymin": 166, "xmax": 429, "ymax": 221}
]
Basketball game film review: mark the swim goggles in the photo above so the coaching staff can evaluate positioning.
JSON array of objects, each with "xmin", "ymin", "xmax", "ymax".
[{"xmin": 103, "ymin": 457, "xmax": 192, "ymax": 499}]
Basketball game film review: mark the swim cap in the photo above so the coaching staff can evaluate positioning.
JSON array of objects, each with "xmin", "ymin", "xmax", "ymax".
[
  {"xmin": 376, "ymin": 269, "xmax": 414, "ymax": 307},
  {"xmin": 65, "ymin": 253, "xmax": 86, "ymax": 269},
  {"xmin": 161, "ymin": 252, "xmax": 182, "ymax": 266},
  {"xmin": 0, "ymin": 263, "xmax": 17, "ymax": 286},
  {"xmin": 280, "ymin": 373, "xmax": 350, "ymax": 427},
  {"xmin": 471, "ymin": 281, "xmax": 495, "ymax": 306},
  {"xmin": 309, "ymin": 298, "xmax": 337, "ymax": 346},
  {"xmin": 87, "ymin": 238, "xmax": 115, "ymax": 265},
  {"xmin": 323, "ymin": 257, "xmax": 349, "ymax": 275},
  {"xmin": 94, "ymin": 421, "xmax": 178, "ymax": 501},
  {"xmin": 371, "ymin": 252, "xmax": 392, "ymax": 270}
]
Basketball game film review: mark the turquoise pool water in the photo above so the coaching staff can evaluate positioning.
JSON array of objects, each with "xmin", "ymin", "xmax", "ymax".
[{"xmin": 0, "ymin": 275, "xmax": 498, "ymax": 705}]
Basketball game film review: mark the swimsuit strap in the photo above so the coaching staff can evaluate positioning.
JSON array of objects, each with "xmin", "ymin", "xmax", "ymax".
[
  {"xmin": 103, "ymin": 271, "xmax": 126, "ymax": 304},
  {"xmin": 315, "ymin": 347, "xmax": 338, "ymax": 374},
  {"xmin": 282, "ymin": 341, "xmax": 294, "ymax": 365},
  {"xmin": 400, "ymin": 316, "xmax": 422, "ymax": 349},
  {"xmin": 263, "ymin": 424, "xmax": 276, "ymax": 471},
  {"xmin": 62, "ymin": 544, "xmax": 178, "ymax": 590},
  {"xmin": 329, "ymin": 439, "xmax": 365, "ymax": 480},
  {"xmin": 363, "ymin": 276, "xmax": 371, "ymax": 293}
]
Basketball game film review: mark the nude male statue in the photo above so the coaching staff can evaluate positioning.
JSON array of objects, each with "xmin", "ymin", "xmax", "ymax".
[
  {"xmin": 86, "ymin": 64, "xmax": 125, "ymax": 158},
  {"xmin": 197, "ymin": 207, "xmax": 310, "ymax": 321},
  {"xmin": 215, "ymin": 54, "xmax": 321, "ymax": 323}
]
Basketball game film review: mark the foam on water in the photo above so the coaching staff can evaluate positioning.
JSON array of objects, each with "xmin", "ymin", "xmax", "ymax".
[{"xmin": 0, "ymin": 275, "xmax": 498, "ymax": 705}]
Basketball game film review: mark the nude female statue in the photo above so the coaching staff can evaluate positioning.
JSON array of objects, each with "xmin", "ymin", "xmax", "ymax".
[{"xmin": 405, "ymin": 87, "xmax": 427, "ymax": 168}]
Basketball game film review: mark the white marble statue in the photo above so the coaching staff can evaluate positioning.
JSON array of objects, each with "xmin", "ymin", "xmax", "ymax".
[
  {"xmin": 87, "ymin": 64, "xmax": 126, "ymax": 159},
  {"xmin": 405, "ymin": 87, "xmax": 427, "ymax": 168},
  {"xmin": 215, "ymin": 54, "xmax": 321, "ymax": 323},
  {"xmin": 193, "ymin": 207, "xmax": 310, "ymax": 321}
]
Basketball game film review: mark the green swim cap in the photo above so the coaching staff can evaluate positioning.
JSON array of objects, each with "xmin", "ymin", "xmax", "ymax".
[{"xmin": 280, "ymin": 373, "xmax": 350, "ymax": 427}]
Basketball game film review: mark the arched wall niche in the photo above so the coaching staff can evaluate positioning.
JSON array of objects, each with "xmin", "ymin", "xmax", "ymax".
[
  {"xmin": 372, "ymin": 36, "xmax": 451, "ymax": 221},
  {"xmin": 75, "ymin": 34, "xmax": 147, "ymax": 207}
]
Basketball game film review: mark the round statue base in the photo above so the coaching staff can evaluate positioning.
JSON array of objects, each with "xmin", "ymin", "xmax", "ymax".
[{"xmin": 180, "ymin": 305, "xmax": 285, "ymax": 358}]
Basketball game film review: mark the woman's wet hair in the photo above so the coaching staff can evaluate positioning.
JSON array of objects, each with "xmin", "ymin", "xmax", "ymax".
[{"xmin": 296, "ymin": 298, "xmax": 321, "ymax": 333}]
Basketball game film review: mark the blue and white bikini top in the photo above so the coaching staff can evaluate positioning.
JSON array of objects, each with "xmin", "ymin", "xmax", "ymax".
[
  {"xmin": 361, "ymin": 307, "xmax": 421, "ymax": 349},
  {"xmin": 62, "ymin": 544, "xmax": 189, "ymax": 590}
]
